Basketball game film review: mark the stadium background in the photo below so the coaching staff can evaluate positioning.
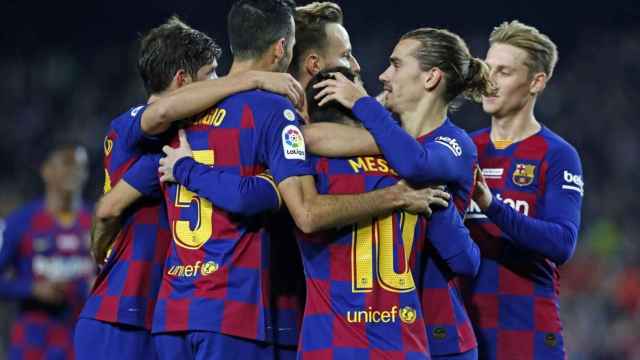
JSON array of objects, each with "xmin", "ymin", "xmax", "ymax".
[{"xmin": 1, "ymin": 0, "xmax": 638, "ymax": 358}]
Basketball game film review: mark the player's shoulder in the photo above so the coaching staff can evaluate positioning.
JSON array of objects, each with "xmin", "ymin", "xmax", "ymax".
[
  {"xmin": 4, "ymin": 200, "xmax": 44, "ymax": 226},
  {"xmin": 436, "ymin": 118, "xmax": 477, "ymax": 156},
  {"xmin": 468, "ymin": 127, "xmax": 491, "ymax": 145},
  {"xmin": 109, "ymin": 105, "xmax": 145, "ymax": 131},
  {"xmin": 539, "ymin": 126, "xmax": 580, "ymax": 161}
]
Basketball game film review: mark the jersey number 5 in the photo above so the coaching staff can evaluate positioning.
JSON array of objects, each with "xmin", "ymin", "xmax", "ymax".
[
  {"xmin": 352, "ymin": 212, "xmax": 417, "ymax": 293},
  {"xmin": 172, "ymin": 150, "xmax": 215, "ymax": 249}
]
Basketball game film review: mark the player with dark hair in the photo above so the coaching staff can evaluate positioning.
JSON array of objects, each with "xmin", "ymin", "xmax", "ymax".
[
  {"xmin": 152, "ymin": 1, "xmax": 439, "ymax": 358},
  {"xmin": 75, "ymin": 15, "xmax": 305, "ymax": 360},
  {"xmin": 464, "ymin": 20, "xmax": 584, "ymax": 360},
  {"xmin": 0, "ymin": 144, "xmax": 93, "ymax": 360},
  {"xmin": 306, "ymin": 27, "xmax": 495, "ymax": 359}
]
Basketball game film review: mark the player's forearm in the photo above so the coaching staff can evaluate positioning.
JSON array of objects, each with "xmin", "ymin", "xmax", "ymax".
[
  {"xmin": 142, "ymin": 72, "xmax": 258, "ymax": 135},
  {"xmin": 352, "ymin": 97, "xmax": 455, "ymax": 185},
  {"xmin": 295, "ymin": 186, "xmax": 405, "ymax": 234},
  {"xmin": 302, "ymin": 123, "xmax": 380, "ymax": 157},
  {"xmin": 428, "ymin": 205, "xmax": 480, "ymax": 277},
  {"xmin": 90, "ymin": 215, "xmax": 121, "ymax": 265},
  {"xmin": 485, "ymin": 197, "xmax": 578, "ymax": 265},
  {"xmin": 173, "ymin": 157, "xmax": 280, "ymax": 215}
]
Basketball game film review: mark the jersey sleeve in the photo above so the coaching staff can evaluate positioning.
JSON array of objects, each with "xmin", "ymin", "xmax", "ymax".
[
  {"xmin": 427, "ymin": 201, "xmax": 480, "ymax": 277},
  {"xmin": 260, "ymin": 98, "xmax": 315, "ymax": 183},
  {"xmin": 119, "ymin": 105, "xmax": 164, "ymax": 149},
  {"xmin": 352, "ymin": 96, "xmax": 474, "ymax": 186},
  {"xmin": 484, "ymin": 143, "xmax": 583, "ymax": 264},
  {"xmin": 122, "ymin": 153, "xmax": 162, "ymax": 199},
  {"xmin": 172, "ymin": 157, "xmax": 281, "ymax": 215},
  {"xmin": 0, "ymin": 213, "xmax": 34, "ymax": 299}
]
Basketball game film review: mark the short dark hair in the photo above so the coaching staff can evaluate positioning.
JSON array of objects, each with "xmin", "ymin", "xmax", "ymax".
[
  {"xmin": 306, "ymin": 66, "xmax": 357, "ymax": 123},
  {"xmin": 227, "ymin": 0, "xmax": 296, "ymax": 61},
  {"xmin": 137, "ymin": 16, "xmax": 221, "ymax": 95},
  {"xmin": 290, "ymin": 2, "xmax": 343, "ymax": 77}
]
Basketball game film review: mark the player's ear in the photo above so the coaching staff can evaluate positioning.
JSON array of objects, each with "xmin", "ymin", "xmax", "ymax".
[
  {"xmin": 529, "ymin": 72, "xmax": 547, "ymax": 95},
  {"xmin": 423, "ymin": 67, "xmax": 442, "ymax": 91},
  {"xmin": 273, "ymin": 38, "xmax": 287, "ymax": 64},
  {"xmin": 304, "ymin": 53, "xmax": 322, "ymax": 77},
  {"xmin": 173, "ymin": 69, "xmax": 192, "ymax": 89}
]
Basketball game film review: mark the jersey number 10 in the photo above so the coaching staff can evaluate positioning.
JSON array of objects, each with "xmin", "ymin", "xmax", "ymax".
[{"xmin": 352, "ymin": 212, "xmax": 418, "ymax": 293}]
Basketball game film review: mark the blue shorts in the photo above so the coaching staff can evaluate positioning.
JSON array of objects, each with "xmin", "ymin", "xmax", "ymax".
[
  {"xmin": 433, "ymin": 348, "xmax": 478, "ymax": 360},
  {"xmin": 154, "ymin": 331, "xmax": 276, "ymax": 360},
  {"xmin": 74, "ymin": 318, "xmax": 156, "ymax": 360}
]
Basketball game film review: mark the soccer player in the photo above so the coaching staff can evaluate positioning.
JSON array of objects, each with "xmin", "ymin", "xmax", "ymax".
[
  {"xmin": 75, "ymin": 17, "xmax": 304, "ymax": 360},
  {"xmin": 0, "ymin": 144, "xmax": 93, "ymax": 360},
  {"xmin": 463, "ymin": 21, "xmax": 584, "ymax": 360},
  {"xmin": 151, "ymin": 1, "xmax": 437, "ymax": 359},
  {"xmin": 295, "ymin": 66, "xmax": 477, "ymax": 359},
  {"xmin": 290, "ymin": 2, "xmax": 361, "ymax": 90},
  {"xmin": 308, "ymin": 28, "xmax": 497, "ymax": 359}
]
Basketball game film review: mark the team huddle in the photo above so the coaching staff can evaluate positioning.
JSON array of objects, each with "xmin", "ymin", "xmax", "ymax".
[{"xmin": 0, "ymin": 0, "xmax": 584, "ymax": 359}]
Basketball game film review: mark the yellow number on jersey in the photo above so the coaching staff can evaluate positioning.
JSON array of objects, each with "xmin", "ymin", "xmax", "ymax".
[
  {"xmin": 351, "ymin": 212, "xmax": 417, "ymax": 293},
  {"xmin": 172, "ymin": 150, "xmax": 215, "ymax": 250}
]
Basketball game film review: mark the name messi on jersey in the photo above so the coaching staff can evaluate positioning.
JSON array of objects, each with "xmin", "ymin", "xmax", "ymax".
[{"xmin": 349, "ymin": 157, "xmax": 398, "ymax": 175}]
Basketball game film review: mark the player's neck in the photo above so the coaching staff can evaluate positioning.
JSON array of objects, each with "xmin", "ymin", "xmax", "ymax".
[
  {"xmin": 490, "ymin": 103, "xmax": 541, "ymax": 143},
  {"xmin": 45, "ymin": 190, "xmax": 80, "ymax": 218},
  {"xmin": 400, "ymin": 96, "xmax": 447, "ymax": 138},
  {"xmin": 228, "ymin": 58, "xmax": 273, "ymax": 75}
]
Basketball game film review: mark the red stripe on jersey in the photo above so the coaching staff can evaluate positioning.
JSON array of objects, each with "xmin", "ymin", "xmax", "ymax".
[
  {"xmin": 221, "ymin": 300, "xmax": 259, "ymax": 338},
  {"xmin": 469, "ymin": 294, "xmax": 499, "ymax": 328},
  {"xmin": 513, "ymin": 134, "xmax": 548, "ymax": 160},
  {"xmin": 329, "ymin": 244, "xmax": 351, "ymax": 282},
  {"xmin": 208, "ymin": 128, "xmax": 240, "ymax": 166},
  {"xmin": 240, "ymin": 104, "xmax": 255, "ymax": 129},
  {"xmin": 328, "ymin": 174, "xmax": 366, "ymax": 194},
  {"xmin": 422, "ymin": 288, "xmax": 456, "ymax": 325},
  {"xmin": 534, "ymin": 297, "xmax": 562, "ymax": 333},
  {"xmin": 498, "ymin": 266, "xmax": 535, "ymax": 296}
]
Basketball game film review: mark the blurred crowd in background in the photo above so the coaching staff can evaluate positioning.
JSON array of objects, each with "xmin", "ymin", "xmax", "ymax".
[{"xmin": 1, "ymin": 1, "xmax": 638, "ymax": 358}]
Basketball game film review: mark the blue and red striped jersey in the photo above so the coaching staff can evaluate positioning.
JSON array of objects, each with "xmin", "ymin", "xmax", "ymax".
[
  {"xmin": 352, "ymin": 97, "xmax": 479, "ymax": 355},
  {"xmin": 296, "ymin": 154, "xmax": 430, "ymax": 359},
  {"xmin": 463, "ymin": 126, "xmax": 583, "ymax": 360},
  {"xmin": 79, "ymin": 105, "xmax": 172, "ymax": 330},
  {"xmin": 152, "ymin": 90, "xmax": 314, "ymax": 343},
  {"xmin": 0, "ymin": 200, "xmax": 94, "ymax": 359}
]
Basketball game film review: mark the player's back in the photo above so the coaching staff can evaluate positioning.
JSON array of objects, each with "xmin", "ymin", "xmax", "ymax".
[
  {"xmin": 464, "ymin": 126, "xmax": 583, "ymax": 360},
  {"xmin": 296, "ymin": 154, "xmax": 430, "ymax": 359},
  {"xmin": 80, "ymin": 105, "xmax": 171, "ymax": 330},
  {"xmin": 154, "ymin": 90, "xmax": 313, "ymax": 342},
  {"xmin": 1, "ymin": 199, "xmax": 93, "ymax": 359}
]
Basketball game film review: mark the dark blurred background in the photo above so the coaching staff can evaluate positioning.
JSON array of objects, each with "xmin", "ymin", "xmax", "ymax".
[{"xmin": 1, "ymin": 0, "xmax": 638, "ymax": 358}]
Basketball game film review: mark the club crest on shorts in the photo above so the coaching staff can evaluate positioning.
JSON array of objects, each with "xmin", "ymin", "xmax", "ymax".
[{"xmin": 512, "ymin": 163, "xmax": 536, "ymax": 186}]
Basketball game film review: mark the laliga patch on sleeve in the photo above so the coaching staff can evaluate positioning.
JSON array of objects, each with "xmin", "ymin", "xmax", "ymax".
[
  {"xmin": 282, "ymin": 125, "xmax": 306, "ymax": 160},
  {"xmin": 434, "ymin": 136, "xmax": 463, "ymax": 157}
]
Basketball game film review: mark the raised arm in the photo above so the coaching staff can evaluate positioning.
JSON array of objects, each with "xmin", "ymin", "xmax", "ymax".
[
  {"xmin": 473, "ymin": 146, "xmax": 584, "ymax": 265},
  {"xmin": 142, "ymin": 71, "xmax": 305, "ymax": 135},
  {"xmin": 303, "ymin": 122, "xmax": 380, "ymax": 157},
  {"xmin": 313, "ymin": 73, "xmax": 473, "ymax": 186}
]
